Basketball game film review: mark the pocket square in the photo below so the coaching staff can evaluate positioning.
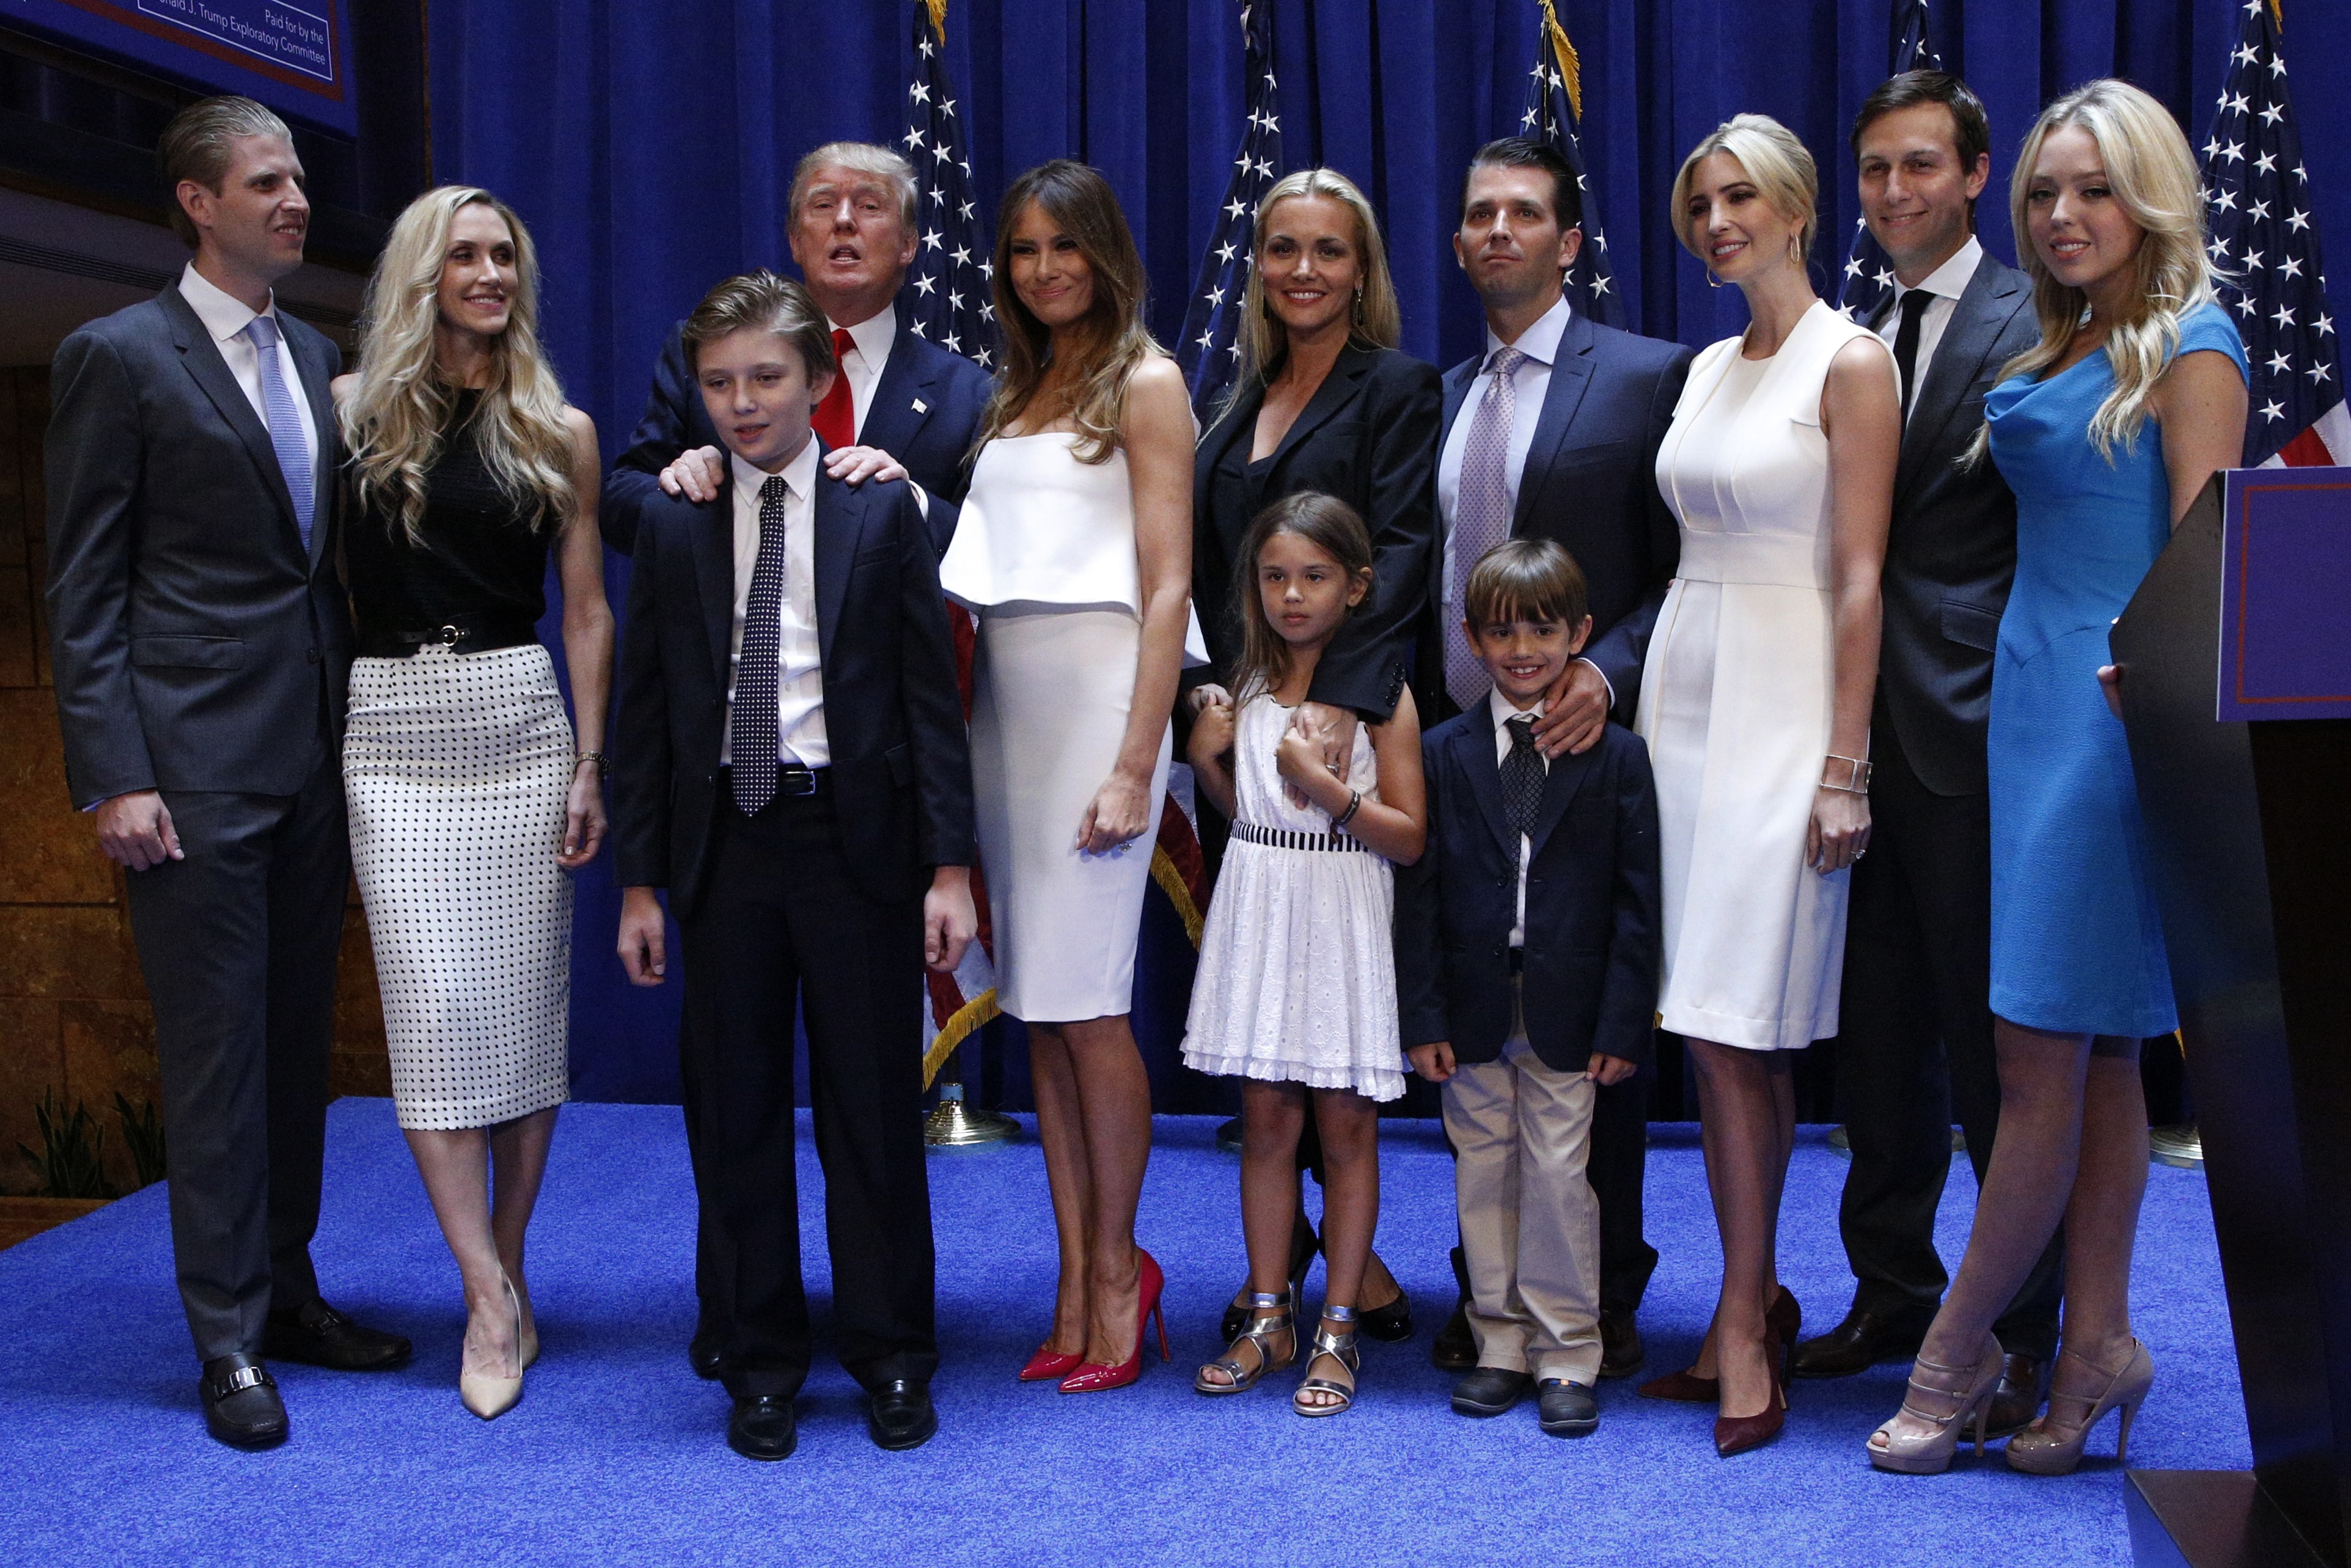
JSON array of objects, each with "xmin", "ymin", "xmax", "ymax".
[{"xmin": 912, "ymin": 397, "xmax": 929, "ymax": 414}]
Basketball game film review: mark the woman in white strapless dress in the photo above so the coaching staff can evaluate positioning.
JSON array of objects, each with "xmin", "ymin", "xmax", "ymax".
[
  {"xmin": 939, "ymin": 161, "xmax": 1203, "ymax": 1392},
  {"xmin": 1632, "ymin": 117, "xmax": 1898, "ymax": 1455}
]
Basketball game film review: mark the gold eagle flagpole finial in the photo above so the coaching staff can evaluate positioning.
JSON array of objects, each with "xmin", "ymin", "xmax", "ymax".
[
  {"xmin": 925, "ymin": 0, "xmax": 949, "ymax": 42},
  {"xmin": 1537, "ymin": 0, "xmax": 1583, "ymax": 122}
]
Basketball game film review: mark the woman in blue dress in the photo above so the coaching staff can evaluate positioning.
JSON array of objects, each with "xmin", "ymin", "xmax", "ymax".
[{"xmin": 1866, "ymin": 79, "xmax": 2246, "ymax": 1476}]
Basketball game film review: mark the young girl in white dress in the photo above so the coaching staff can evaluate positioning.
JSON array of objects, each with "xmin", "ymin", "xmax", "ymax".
[{"xmin": 1181, "ymin": 493, "xmax": 1426, "ymax": 1417}]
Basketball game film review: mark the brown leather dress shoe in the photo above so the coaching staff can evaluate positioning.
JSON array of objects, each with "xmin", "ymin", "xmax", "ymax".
[
  {"xmin": 1984, "ymin": 1351, "xmax": 2049, "ymax": 1438},
  {"xmin": 1791, "ymin": 1304, "xmax": 1932, "ymax": 1380},
  {"xmin": 1432, "ymin": 1298, "xmax": 1477, "ymax": 1371},
  {"xmin": 1599, "ymin": 1307, "xmax": 1645, "ymax": 1379}
]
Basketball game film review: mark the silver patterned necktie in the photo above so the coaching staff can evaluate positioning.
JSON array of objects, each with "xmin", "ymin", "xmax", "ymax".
[
  {"xmin": 242, "ymin": 313, "xmax": 314, "ymax": 551},
  {"xmin": 730, "ymin": 475, "xmax": 792, "ymax": 812},
  {"xmin": 1447, "ymin": 345, "xmax": 1526, "ymax": 709}
]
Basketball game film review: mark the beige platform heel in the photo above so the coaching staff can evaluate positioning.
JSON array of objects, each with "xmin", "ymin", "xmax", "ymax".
[{"xmin": 2004, "ymin": 1339, "xmax": 2154, "ymax": 1475}]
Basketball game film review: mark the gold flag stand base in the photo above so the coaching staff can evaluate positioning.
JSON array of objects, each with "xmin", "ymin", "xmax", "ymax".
[
  {"xmin": 2149, "ymin": 1123, "xmax": 2204, "ymax": 1170},
  {"xmin": 924, "ymin": 1081, "xmax": 1017, "ymax": 1149}
]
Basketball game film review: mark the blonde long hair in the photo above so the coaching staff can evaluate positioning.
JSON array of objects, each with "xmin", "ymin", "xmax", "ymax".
[
  {"xmin": 1670, "ymin": 114, "xmax": 1819, "ymax": 265},
  {"xmin": 341, "ymin": 186, "xmax": 576, "ymax": 543},
  {"xmin": 1231, "ymin": 168, "xmax": 1403, "ymax": 393},
  {"xmin": 978, "ymin": 161, "xmax": 1161, "ymax": 464},
  {"xmin": 1995, "ymin": 79, "xmax": 2217, "ymax": 460}
]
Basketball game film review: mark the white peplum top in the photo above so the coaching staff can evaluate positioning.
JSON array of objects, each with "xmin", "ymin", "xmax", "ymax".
[{"xmin": 941, "ymin": 431, "xmax": 1210, "ymax": 665}]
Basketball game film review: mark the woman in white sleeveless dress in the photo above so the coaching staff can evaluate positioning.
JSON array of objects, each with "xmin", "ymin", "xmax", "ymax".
[
  {"xmin": 1632, "ymin": 117, "xmax": 1899, "ymax": 1456},
  {"xmin": 939, "ymin": 161, "xmax": 1203, "ymax": 1392}
]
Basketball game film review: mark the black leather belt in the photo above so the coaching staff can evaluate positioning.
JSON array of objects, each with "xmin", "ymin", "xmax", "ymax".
[
  {"xmin": 718, "ymin": 764, "xmax": 831, "ymax": 802},
  {"xmin": 358, "ymin": 617, "xmax": 539, "ymax": 658}
]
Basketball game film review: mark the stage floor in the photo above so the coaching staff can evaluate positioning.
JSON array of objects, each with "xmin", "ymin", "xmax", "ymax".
[{"xmin": 2, "ymin": 1100, "xmax": 2243, "ymax": 1566}]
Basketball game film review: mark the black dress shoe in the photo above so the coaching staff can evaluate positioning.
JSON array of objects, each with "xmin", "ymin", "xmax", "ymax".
[
  {"xmin": 1986, "ymin": 1350, "xmax": 2050, "ymax": 1438},
  {"xmin": 200, "ymin": 1354, "xmax": 288, "ymax": 1449},
  {"xmin": 728, "ymin": 1396, "xmax": 798, "ymax": 1461},
  {"xmin": 1537, "ymin": 1378, "xmax": 1599, "ymax": 1437},
  {"xmin": 1598, "ymin": 1307, "xmax": 1645, "ymax": 1379},
  {"xmin": 689, "ymin": 1330, "xmax": 724, "ymax": 1381},
  {"xmin": 1451, "ymin": 1366, "xmax": 1535, "ymax": 1417},
  {"xmin": 867, "ymin": 1378, "xmax": 938, "ymax": 1451},
  {"xmin": 1432, "ymin": 1298, "xmax": 1478, "ymax": 1372},
  {"xmin": 1790, "ymin": 1304, "xmax": 1933, "ymax": 1380},
  {"xmin": 263, "ymin": 1299, "xmax": 411, "ymax": 1371}
]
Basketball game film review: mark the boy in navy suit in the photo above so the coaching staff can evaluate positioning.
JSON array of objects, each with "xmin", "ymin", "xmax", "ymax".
[
  {"xmin": 611, "ymin": 271, "xmax": 976, "ymax": 1462},
  {"xmin": 1396, "ymin": 539, "xmax": 1660, "ymax": 1436}
]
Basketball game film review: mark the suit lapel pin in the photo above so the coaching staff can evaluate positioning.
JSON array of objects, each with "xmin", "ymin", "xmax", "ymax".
[{"xmin": 912, "ymin": 397, "xmax": 928, "ymax": 414}]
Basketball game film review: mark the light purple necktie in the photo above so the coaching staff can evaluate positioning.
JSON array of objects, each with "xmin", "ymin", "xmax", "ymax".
[
  {"xmin": 243, "ymin": 314, "xmax": 314, "ymax": 552},
  {"xmin": 1447, "ymin": 345, "xmax": 1525, "ymax": 709}
]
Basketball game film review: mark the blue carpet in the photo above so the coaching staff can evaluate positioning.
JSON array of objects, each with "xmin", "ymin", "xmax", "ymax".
[{"xmin": 1, "ymin": 1100, "xmax": 2242, "ymax": 1566}]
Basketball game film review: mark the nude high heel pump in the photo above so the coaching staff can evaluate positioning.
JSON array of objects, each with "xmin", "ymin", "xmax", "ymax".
[
  {"xmin": 1866, "ymin": 1333, "xmax": 2002, "ymax": 1474},
  {"xmin": 459, "ymin": 1274, "xmax": 526, "ymax": 1420},
  {"xmin": 2004, "ymin": 1339, "xmax": 2154, "ymax": 1475}
]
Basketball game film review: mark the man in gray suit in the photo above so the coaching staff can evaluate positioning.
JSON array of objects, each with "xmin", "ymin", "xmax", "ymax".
[
  {"xmin": 46, "ymin": 96, "xmax": 408, "ymax": 1449},
  {"xmin": 1791, "ymin": 71, "xmax": 2063, "ymax": 1438}
]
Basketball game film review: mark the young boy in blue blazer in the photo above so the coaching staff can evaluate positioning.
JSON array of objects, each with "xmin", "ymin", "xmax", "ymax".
[{"xmin": 1396, "ymin": 538, "xmax": 1661, "ymax": 1437}]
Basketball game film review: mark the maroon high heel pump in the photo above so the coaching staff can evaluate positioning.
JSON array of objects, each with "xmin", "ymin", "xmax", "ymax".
[
  {"xmin": 1060, "ymin": 1250, "xmax": 1170, "ymax": 1394},
  {"xmin": 1638, "ymin": 1286, "xmax": 1799, "ymax": 1403}
]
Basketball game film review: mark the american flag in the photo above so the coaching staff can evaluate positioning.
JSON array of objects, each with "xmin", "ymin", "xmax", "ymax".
[
  {"xmin": 1519, "ymin": 0, "xmax": 1620, "ymax": 327},
  {"xmin": 1836, "ymin": 0, "xmax": 1943, "ymax": 323},
  {"xmin": 898, "ymin": 0, "xmax": 995, "ymax": 368},
  {"xmin": 2203, "ymin": 0, "xmax": 2343, "ymax": 467},
  {"xmin": 1176, "ymin": 0, "xmax": 1283, "ymax": 417}
]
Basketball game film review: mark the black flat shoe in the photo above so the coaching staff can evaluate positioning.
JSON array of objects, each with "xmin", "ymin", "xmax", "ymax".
[
  {"xmin": 1357, "ymin": 1284, "xmax": 1413, "ymax": 1343},
  {"xmin": 867, "ymin": 1378, "xmax": 938, "ymax": 1451},
  {"xmin": 728, "ymin": 1395, "xmax": 798, "ymax": 1460},
  {"xmin": 1432, "ymin": 1298, "xmax": 1477, "ymax": 1371},
  {"xmin": 200, "ymin": 1354, "xmax": 288, "ymax": 1449},
  {"xmin": 262, "ymin": 1299, "xmax": 411, "ymax": 1372},
  {"xmin": 1450, "ymin": 1365, "xmax": 1535, "ymax": 1417},
  {"xmin": 1599, "ymin": 1306, "xmax": 1645, "ymax": 1379},
  {"xmin": 1538, "ymin": 1378, "xmax": 1599, "ymax": 1437}
]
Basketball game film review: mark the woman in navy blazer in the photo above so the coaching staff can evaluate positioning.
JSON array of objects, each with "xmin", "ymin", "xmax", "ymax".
[{"xmin": 1184, "ymin": 168, "xmax": 1440, "ymax": 1339}]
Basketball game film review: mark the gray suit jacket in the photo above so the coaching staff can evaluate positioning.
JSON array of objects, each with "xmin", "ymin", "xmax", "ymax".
[
  {"xmin": 1874, "ymin": 252, "xmax": 2042, "ymax": 796},
  {"xmin": 45, "ymin": 285, "xmax": 350, "ymax": 807}
]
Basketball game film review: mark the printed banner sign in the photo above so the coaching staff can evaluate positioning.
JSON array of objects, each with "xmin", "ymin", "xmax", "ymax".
[
  {"xmin": 2, "ymin": 0, "xmax": 356, "ymax": 136},
  {"xmin": 2218, "ymin": 466, "xmax": 2351, "ymax": 722}
]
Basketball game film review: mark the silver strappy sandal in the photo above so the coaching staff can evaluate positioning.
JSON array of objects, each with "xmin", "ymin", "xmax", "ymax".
[
  {"xmin": 1195, "ymin": 1292, "xmax": 1296, "ymax": 1396},
  {"xmin": 1293, "ymin": 1305, "xmax": 1361, "ymax": 1418}
]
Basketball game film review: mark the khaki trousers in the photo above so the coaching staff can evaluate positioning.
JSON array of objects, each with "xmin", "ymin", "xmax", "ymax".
[{"xmin": 1442, "ymin": 1032, "xmax": 1603, "ymax": 1385}]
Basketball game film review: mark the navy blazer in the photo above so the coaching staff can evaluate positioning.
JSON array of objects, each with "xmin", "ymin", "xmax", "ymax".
[
  {"xmin": 1423, "ymin": 310, "xmax": 1692, "ymax": 718},
  {"xmin": 1395, "ymin": 703, "xmax": 1660, "ymax": 1074},
  {"xmin": 45, "ymin": 286, "xmax": 349, "ymax": 805},
  {"xmin": 1871, "ymin": 254, "xmax": 2040, "ymax": 796},
  {"xmin": 601, "ymin": 298, "xmax": 992, "ymax": 557},
  {"xmin": 1190, "ymin": 343, "xmax": 1441, "ymax": 720},
  {"xmin": 609, "ymin": 446, "xmax": 975, "ymax": 919}
]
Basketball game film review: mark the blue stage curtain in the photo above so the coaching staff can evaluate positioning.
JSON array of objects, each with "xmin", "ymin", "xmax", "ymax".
[{"xmin": 424, "ymin": 0, "xmax": 2351, "ymax": 1104}]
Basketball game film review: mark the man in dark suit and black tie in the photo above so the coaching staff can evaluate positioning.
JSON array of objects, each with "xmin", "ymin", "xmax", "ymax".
[
  {"xmin": 44, "ymin": 97, "xmax": 409, "ymax": 1449},
  {"xmin": 603, "ymin": 141, "xmax": 994, "ymax": 555},
  {"xmin": 612, "ymin": 273, "xmax": 976, "ymax": 1461},
  {"xmin": 1423, "ymin": 137, "xmax": 1693, "ymax": 1378},
  {"xmin": 1789, "ymin": 71, "xmax": 2062, "ymax": 1440}
]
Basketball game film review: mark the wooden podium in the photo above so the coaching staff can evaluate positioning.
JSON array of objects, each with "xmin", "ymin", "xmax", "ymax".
[{"xmin": 2110, "ymin": 469, "xmax": 2351, "ymax": 1568}]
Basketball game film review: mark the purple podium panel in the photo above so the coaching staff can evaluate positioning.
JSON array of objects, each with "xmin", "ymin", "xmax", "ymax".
[{"xmin": 2219, "ymin": 466, "xmax": 2351, "ymax": 722}]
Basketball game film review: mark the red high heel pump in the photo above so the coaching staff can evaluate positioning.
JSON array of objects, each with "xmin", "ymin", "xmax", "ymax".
[
  {"xmin": 1019, "ymin": 1346, "xmax": 1084, "ymax": 1383},
  {"xmin": 1060, "ymin": 1249, "xmax": 1170, "ymax": 1394}
]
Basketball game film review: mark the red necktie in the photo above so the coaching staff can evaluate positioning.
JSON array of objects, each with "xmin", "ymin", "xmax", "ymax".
[{"xmin": 812, "ymin": 327, "xmax": 856, "ymax": 450}]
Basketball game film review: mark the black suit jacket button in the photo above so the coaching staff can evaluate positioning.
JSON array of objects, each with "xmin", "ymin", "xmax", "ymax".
[{"xmin": 306, "ymin": 647, "xmax": 320, "ymax": 664}]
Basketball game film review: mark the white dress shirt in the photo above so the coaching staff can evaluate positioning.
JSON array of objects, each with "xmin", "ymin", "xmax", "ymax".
[
  {"xmin": 178, "ymin": 262, "xmax": 318, "ymax": 469},
  {"xmin": 829, "ymin": 309, "xmax": 897, "ymax": 438},
  {"xmin": 1490, "ymin": 687, "xmax": 1550, "ymax": 949},
  {"xmin": 722, "ymin": 440, "xmax": 829, "ymax": 768},
  {"xmin": 1874, "ymin": 235, "xmax": 1982, "ymax": 420}
]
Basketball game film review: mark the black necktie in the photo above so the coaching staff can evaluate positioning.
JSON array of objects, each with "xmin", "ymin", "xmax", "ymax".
[
  {"xmin": 730, "ymin": 475, "xmax": 791, "ymax": 812},
  {"xmin": 1502, "ymin": 716, "xmax": 1544, "ymax": 838},
  {"xmin": 1891, "ymin": 288, "xmax": 1932, "ymax": 422}
]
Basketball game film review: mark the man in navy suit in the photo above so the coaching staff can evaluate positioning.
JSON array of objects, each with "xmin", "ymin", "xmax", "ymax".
[
  {"xmin": 611, "ymin": 272, "xmax": 976, "ymax": 1460},
  {"xmin": 603, "ymin": 141, "xmax": 994, "ymax": 555},
  {"xmin": 1790, "ymin": 72, "xmax": 2061, "ymax": 1440},
  {"xmin": 1422, "ymin": 137, "xmax": 1693, "ymax": 1376},
  {"xmin": 45, "ymin": 96, "xmax": 409, "ymax": 1449}
]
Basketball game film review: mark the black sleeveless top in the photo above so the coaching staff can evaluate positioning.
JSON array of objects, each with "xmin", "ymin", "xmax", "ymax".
[{"xmin": 347, "ymin": 388, "xmax": 555, "ymax": 644}]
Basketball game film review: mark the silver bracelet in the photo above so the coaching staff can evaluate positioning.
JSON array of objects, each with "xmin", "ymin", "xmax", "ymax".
[{"xmin": 1820, "ymin": 753, "xmax": 1871, "ymax": 793}]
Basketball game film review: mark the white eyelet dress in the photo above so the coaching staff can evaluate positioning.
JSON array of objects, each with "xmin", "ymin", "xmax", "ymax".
[{"xmin": 1179, "ymin": 694, "xmax": 1404, "ymax": 1101}]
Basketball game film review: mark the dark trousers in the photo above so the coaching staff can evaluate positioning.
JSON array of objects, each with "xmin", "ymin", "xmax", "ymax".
[
  {"xmin": 1835, "ymin": 719, "xmax": 2063, "ymax": 1358},
  {"xmin": 680, "ymin": 788, "xmax": 938, "ymax": 1400},
  {"xmin": 119, "ymin": 755, "xmax": 345, "ymax": 1363}
]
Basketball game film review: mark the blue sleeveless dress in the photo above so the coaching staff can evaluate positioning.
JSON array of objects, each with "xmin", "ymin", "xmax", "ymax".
[{"xmin": 1982, "ymin": 303, "xmax": 2246, "ymax": 1038}]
